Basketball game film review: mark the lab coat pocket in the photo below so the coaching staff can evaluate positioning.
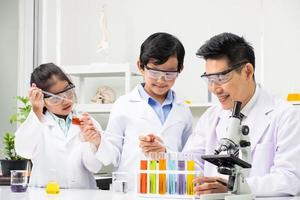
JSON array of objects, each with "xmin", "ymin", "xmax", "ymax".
[{"xmin": 251, "ymin": 142, "xmax": 274, "ymax": 176}]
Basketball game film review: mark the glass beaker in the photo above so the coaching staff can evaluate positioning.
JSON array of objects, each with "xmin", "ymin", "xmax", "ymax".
[
  {"xmin": 46, "ymin": 169, "xmax": 60, "ymax": 194},
  {"xmin": 111, "ymin": 172, "xmax": 128, "ymax": 193},
  {"xmin": 10, "ymin": 170, "xmax": 28, "ymax": 192}
]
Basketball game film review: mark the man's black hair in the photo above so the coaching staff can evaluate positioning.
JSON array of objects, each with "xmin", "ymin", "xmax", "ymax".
[{"xmin": 196, "ymin": 32, "xmax": 255, "ymax": 70}]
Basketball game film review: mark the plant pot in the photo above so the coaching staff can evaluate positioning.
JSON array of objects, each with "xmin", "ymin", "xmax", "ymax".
[{"xmin": 0, "ymin": 159, "xmax": 29, "ymax": 177}]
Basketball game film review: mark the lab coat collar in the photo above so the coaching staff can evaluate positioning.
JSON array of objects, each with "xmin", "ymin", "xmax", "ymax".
[
  {"xmin": 241, "ymin": 84, "xmax": 260, "ymax": 119},
  {"xmin": 128, "ymin": 85, "xmax": 185, "ymax": 132},
  {"xmin": 129, "ymin": 85, "xmax": 183, "ymax": 105},
  {"xmin": 245, "ymin": 87, "xmax": 275, "ymax": 151},
  {"xmin": 43, "ymin": 111, "xmax": 80, "ymax": 143}
]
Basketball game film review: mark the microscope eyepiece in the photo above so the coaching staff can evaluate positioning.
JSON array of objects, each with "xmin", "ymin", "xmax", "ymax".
[{"xmin": 232, "ymin": 101, "xmax": 242, "ymax": 119}]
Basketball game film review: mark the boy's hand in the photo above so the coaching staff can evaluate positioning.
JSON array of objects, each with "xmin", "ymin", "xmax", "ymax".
[
  {"xmin": 139, "ymin": 133, "xmax": 166, "ymax": 157},
  {"xmin": 79, "ymin": 112, "xmax": 101, "ymax": 148},
  {"xmin": 28, "ymin": 83, "xmax": 45, "ymax": 120}
]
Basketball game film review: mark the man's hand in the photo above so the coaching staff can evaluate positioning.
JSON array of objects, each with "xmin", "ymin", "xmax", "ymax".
[
  {"xmin": 193, "ymin": 176, "xmax": 228, "ymax": 195},
  {"xmin": 79, "ymin": 112, "xmax": 101, "ymax": 148},
  {"xmin": 139, "ymin": 133, "xmax": 166, "ymax": 157}
]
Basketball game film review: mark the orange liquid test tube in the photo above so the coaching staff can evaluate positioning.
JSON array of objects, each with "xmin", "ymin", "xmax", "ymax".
[
  {"xmin": 72, "ymin": 116, "xmax": 81, "ymax": 125},
  {"xmin": 140, "ymin": 160, "xmax": 147, "ymax": 194},
  {"xmin": 159, "ymin": 153, "xmax": 166, "ymax": 195}
]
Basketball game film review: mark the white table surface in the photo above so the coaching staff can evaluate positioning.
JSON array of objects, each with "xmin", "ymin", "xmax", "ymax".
[{"xmin": 0, "ymin": 186, "xmax": 299, "ymax": 200}]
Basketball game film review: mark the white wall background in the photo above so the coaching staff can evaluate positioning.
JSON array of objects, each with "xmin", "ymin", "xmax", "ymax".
[
  {"xmin": 39, "ymin": 0, "xmax": 300, "ymax": 104},
  {"xmin": 1, "ymin": 0, "xmax": 299, "ymax": 171},
  {"xmin": 0, "ymin": 0, "xmax": 19, "ymax": 153}
]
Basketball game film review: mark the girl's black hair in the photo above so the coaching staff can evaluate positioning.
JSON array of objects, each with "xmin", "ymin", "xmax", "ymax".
[
  {"xmin": 30, "ymin": 63, "xmax": 73, "ymax": 113},
  {"xmin": 30, "ymin": 63, "xmax": 73, "ymax": 91}
]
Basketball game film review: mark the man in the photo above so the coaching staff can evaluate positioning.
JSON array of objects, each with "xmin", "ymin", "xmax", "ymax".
[{"xmin": 183, "ymin": 32, "xmax": 300, "ymax": 196}]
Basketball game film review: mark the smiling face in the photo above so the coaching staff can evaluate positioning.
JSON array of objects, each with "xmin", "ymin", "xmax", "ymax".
[
  {"xmin": 44, "ymin": 76, "xmax": 74, "ymax": 116},
  {"xmin": 138, "ymin": 56, "xmax": 179, "ymax": 103},
  {"xmin": 205, "ymin": 58, "xmax": 256, "ymax": 110}
]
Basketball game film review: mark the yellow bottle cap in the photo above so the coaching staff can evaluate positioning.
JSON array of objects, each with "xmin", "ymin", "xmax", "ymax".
[{"xmin": 287, "ymin": 93, "xmax": 300, "ymax": 101}]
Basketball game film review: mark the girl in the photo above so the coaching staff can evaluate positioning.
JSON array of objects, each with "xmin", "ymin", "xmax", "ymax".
[
  {"xmin": 15, "ymin": 63, "xmax": 102, "ymax": 189},
  {"xmin": 85, "ymin": 32, "xmax": 193, "ymax": 190}
]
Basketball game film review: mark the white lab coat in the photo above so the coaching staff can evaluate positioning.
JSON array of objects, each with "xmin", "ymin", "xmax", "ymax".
[
  {"xmin": 183, "ymin": 87, "xmax": 300, "ymax": 196},
  {"xmin": 15, "ymin": 110, "xmax": 103, "ymax": 189},
  {"xmin": 96, "ymin": 86, "xmax": 193, "ymax": 189}
]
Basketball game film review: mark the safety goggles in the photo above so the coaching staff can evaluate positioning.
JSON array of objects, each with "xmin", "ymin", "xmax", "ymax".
[
  {"xmin": 43, "ymin": 84, "xmax": 75, "ymax": 105},
  {"xmin": 201, "ymin": 61, "xmax": 248, "ymax": 85},
  {"xmin": 145, "ymin": 65, "xmax": 179, "ymax": 81}
]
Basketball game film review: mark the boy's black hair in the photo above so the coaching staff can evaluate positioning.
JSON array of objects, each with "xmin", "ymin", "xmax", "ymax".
[
  {"xmin": 30, "ymin": 63, "xmax": 73, "ymax": 91},
  {"xmin": 139, "ymin": 32, "xmax": 185, "ymax": 72},
  {"xmin": 196, "ymin": 32, "xmax": 255, "ymax": 71}
]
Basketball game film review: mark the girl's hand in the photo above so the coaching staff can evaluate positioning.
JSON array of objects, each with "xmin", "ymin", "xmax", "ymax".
[
  {"xmin": 79, "ymin": 112, "xmax": 101, "ymax": 148},
  {"xmin": 139, "ymin": 133, "xmax": 166, "ymax": 157},
  {"xmin": 28, "ymin": 83, "xmax": 45, "ymax": 120}
]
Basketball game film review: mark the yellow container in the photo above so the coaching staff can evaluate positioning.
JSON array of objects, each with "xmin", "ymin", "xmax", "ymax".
[
  {"xmin": 46, "ymin": 181, "xmax": 60, "ymax": 194},
  {"xmin": 287, "ymin": 93, "xmax": 300, "ymax": 101}
]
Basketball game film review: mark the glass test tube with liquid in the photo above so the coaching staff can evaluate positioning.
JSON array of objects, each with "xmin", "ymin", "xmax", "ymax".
[
  {"xmin": 149, "ymin": 152, "xmax": 157, "ymax": 194},
  {"xmin": 167, "ymin": 153, "xmax": 176, "ymax": 195},
  {"xmin": 158, "ymin": 152, "xmax": 166, "ymax": 195},
  {"xmin": 186, "ymin": 153, "xmax": 195, "ymax": 195}
]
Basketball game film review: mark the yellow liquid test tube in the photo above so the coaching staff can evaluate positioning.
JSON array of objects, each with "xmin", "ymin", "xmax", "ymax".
[
  {"xmin": 149, "ymin": 159, "xmax": 157, "ymax": 194},
  {"xmin": 187, "ymin": 159, "xmax": 195, "ymax": 195},
  {"xmin": 159, "ymin": 156, "xmax": 166, "ymax": 194}
]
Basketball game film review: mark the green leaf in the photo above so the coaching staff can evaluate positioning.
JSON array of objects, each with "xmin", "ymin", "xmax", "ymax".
[{"xmin": 2, "ymin": 96, "xmax": 31, "ymax": 160}]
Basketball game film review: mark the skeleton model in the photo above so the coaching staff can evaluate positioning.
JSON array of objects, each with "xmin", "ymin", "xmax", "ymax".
[{"xmin": 96, "ymin": 5, "xmax": 109, "ymax": 53}]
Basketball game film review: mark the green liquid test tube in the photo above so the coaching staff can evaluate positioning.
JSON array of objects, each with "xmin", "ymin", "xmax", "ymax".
[{"xmin": 150, "ymin": 159, "xmax": 157, "ymax": 194}]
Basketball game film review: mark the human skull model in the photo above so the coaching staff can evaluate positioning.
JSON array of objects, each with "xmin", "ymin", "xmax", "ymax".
[{"xmin": 91, "ymin": 86, "xmax": 116, "ymax": 104}]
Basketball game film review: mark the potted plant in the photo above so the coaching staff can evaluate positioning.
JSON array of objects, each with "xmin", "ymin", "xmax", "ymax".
[{"xmin": 0, "ymin": 96, "xmax": 31, "ymax": 177}]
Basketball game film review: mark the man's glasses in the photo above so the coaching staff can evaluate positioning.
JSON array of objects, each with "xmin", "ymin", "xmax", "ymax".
[
  {"xmin": 43, "ymin": 84, "xmax": 75, "ymax": 105},
  {"xmin": 201, "ymin": 61, "xmax": 248, "ymax": 85},
  {"xmin": 145, "ymin": 65, "xmax": 179, "ymax": 81}
]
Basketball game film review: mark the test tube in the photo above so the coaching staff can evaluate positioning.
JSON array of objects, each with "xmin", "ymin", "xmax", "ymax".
[
  {"xmin": 140, "ymin": 158, "xmax": 147, "ymax": 194},
  {"xmin": 158, "ymin": 152, "xmax": 166, "ymax": 195},
  {"xmin": 72, "ymin": 110, "xmax": 82, "ymax": 125},
  {"xmin": 149, "ymin": 152, "xmax": 157, "ymax": 194},
  {"xmin": 167, "ymin": 153, "xmax": 176, "ymax": 195},
  {"xmin": 177, "ymin": 153, "xmax": 186, "ymax": 195},
  {"xmin": 186, "ymin": 153, "xmax": 195, "ymax": 195}
]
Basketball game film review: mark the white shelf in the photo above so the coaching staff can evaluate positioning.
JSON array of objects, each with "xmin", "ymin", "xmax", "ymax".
[
  {"xmin": 74, "ymin": 102, "xmax": 214, "ymax": 113},
  {"xmin": 61, "ymin": 63, "xmax": 140, "ymax": 104},
  {"xmin": 288, "ymin": 101, "xmax": 300, "ymax": 106},
  {"xmin": 187, "ymin": 102, "xmax": 214, "ymax": 108},
  {"xmin": 75, "ymin": 103, "xmax": 113, "ymax": 113}
]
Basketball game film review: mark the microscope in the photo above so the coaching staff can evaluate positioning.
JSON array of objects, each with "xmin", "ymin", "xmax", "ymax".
[{"xmin": 200, "ymin": 101, "xmax": 255, "ymax": 200}]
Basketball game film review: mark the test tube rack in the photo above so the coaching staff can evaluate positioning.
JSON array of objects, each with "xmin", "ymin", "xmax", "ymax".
[{"xmin": 136, "ymin": 153, "xmax": 201, "ymax": 199}]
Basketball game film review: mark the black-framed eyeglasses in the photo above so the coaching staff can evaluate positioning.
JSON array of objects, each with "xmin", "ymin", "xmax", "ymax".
[
  {"xmin": 201, "ymin": 61, "xmax": 248, "ymax": 85},
  {"xmin": 144, "ymin": 65, "xmax": 179, "ymax": 81}
]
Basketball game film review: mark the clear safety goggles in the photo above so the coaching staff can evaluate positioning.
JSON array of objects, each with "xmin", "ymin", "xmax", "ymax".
[
  {"xmin": 201, "ymin": 61, "xmax": 248, "ymax": 85},
  {"xmin": 145, "ymin": 65, "xmax": 179, "ymax": 81},
  {"xmin": 43, "ymin": 84, "xmax": 75, "ymax": 105}
]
